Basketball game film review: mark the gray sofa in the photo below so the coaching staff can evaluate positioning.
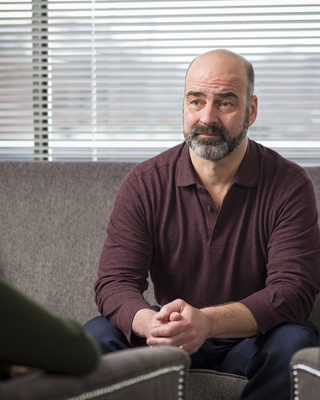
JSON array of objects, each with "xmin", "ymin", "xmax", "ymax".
[{"xmin": 0, "ymin": 161, "xmax": 319, "ymax": 400}]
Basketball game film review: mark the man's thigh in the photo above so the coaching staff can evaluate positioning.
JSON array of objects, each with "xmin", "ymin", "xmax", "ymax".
[
  {"xmin": 219, "ymin": 321, "xmax": 319, "ymax": 377},
  {"xmin": 191, "ymin": 321, "xmax": 319, "ymax": 374},
  {"xmin": 190, "ymin": 322, "xmax": 318, "ymax": 400},
  {"xmin": 190, "ymin": 338, "xmax": 245, "ymax": 370}
]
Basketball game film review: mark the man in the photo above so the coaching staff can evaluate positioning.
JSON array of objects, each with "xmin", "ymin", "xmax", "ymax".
[{"xmin": 84, "ymin": 49, "xmax": 320, "ymax": 400}]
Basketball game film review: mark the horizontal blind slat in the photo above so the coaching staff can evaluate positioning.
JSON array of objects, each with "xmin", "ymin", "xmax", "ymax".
[{"xmin": 1, "ymin": 0, "xmax": 320, "ymax": 164}]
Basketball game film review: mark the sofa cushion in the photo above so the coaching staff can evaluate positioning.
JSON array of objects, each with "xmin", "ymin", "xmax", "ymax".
[{"xmin": 186, "ymin": 369, "xmax": 248, "ymax": 400}]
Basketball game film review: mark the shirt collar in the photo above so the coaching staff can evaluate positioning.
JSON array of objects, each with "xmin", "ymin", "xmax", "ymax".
[
  {"xmin": 176, "ymin": 142, "xmax": 198, "ymax": 187},
  {"xmin": 176, "ymin": 139, "xmax": 259, "ymax": 189},
  {"xmin": 233, "ymin": 139, "xmax": 259, "ymax": 188}
]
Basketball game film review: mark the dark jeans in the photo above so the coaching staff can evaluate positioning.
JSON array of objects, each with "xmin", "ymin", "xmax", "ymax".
[{"xmin": 84, "ymin": 315, "xmax": 319, "ymax": 400}]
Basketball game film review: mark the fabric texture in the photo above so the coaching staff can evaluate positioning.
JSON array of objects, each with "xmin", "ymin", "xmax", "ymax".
[
  {"xmin": 95, "ymin": 140, "xmax": 320, "ymax": 342},
  {"xmin": 186, "ymin": 370, "xmax": 248, "ymax": 400},
  {"xmin": 0, "ymin": 346, "xmax": 190, "ymax": 400},
  {"xmin": 0, "ymin": 161, "xmax": 135, "ymax": 325},
  {"xmin": 290, "ymin": 347, "xmax": 320, "ymax": 400},
  {"xmin": 0, "ymin": 160, "xmax": 319, "ymax": 400}
]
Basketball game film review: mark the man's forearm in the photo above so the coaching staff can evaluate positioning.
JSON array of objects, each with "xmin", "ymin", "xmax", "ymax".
[
  {"xmin": 132, "ymin": 308, "xmax": 157, "ymax": 338},
  {"xmin": 133, "ymin": 302, "xmax": 259, "ymax": 342},
  {"xmin": 144, "ymin": 299, "xmax": 259, "ymax": 355},
  {"xmin": 201, "ymin": 302, "xmax": 259, "ymax": 338}
]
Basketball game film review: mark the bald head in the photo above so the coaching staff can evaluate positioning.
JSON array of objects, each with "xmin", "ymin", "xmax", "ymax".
[{"xmin": 186, "ymin": 49, "xmax": 255, "ymax": 101}]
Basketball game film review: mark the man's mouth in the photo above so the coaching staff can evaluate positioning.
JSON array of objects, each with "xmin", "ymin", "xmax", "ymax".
[
  {"xmin": 197, "ymin": 132, "xmax": 221, "ymax": 136},
  {"xmin": 195, "ymin": 132, "xmax": 224, "ymax": 140},
  {"xmin": 192, "ymin": 125, "xmax": 226, "ymax": 138}
]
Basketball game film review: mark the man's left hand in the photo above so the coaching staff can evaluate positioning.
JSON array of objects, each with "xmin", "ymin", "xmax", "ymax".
[{"xmin": 146, "ymin": 299, "xmax": 210, "ymax": 355}]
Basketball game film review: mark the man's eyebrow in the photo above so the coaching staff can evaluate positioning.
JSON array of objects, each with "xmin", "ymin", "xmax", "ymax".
[
  {"xmin": 215, "ymin": 91, "xmax": 239, "ymax": 100},
  {"xmin": 185, "ymin": 90, "xmax": 239, "ymax": 100},
  {"xmin": 185, "ymin": 91, "xmax": 206, "ymax": 98}
]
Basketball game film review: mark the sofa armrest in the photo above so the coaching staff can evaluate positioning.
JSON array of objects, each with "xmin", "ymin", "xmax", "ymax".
[
  {"xmin": 290, "ymin": 347, "xmax": 320, "ymax": 400},
  {"xmin": 0, "ymin": 346, "xmax": 190, "ymax": 400}
]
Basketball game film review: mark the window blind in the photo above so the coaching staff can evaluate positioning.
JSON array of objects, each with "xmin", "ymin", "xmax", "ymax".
[{"xmin": 1, "ymin": 0, "xmax": 320, "ymax": 164}]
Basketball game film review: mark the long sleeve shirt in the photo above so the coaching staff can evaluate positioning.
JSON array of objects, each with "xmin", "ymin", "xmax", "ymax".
[
  {"xmin": 95, "ymin": 139, "xmax": 320, "ymax": 343},
  {"xmin": 0, "ymin": 275, "xmax": 100, "ymax": 379}
]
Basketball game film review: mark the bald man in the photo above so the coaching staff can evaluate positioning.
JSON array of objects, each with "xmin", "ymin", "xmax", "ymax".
[{"xmin": 85, "ymin": 50, "xmax": 320, "ymax": 400}]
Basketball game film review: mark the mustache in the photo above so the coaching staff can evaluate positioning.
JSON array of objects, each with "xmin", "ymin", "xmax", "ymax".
[{"xmin": 189, "ymin": 124, "xmax": 228, "ymax": 138}]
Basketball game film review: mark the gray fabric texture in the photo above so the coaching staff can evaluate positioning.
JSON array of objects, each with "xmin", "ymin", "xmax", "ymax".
[
  {"xmin": 186, "ymin": 370, "xmax": 248, "ymax": 400},
  {"xmin": 0, "ymin": 346, "xmax": 190, "ymax": 400},
  {"xmin": 290, "ymin": 347, "xmax": 320, "ymax": 400},
  {"xmin": 0, "ymin": 161, "xmax": 319, "ymax": 400},
  {"xmin": 0, "ymin": 161, "xmax": 135, "ymax": 324}
]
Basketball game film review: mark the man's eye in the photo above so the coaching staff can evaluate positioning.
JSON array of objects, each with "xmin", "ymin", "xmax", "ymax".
[
  {"xmin": 191, "ymin": 100, "xmax": 200, "ymax": 105},
  {"xmin": 221, "ymin": 101, "xmax": 231, "ymax": 107}
]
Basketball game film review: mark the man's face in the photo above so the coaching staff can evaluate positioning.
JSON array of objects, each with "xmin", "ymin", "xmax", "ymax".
[
  {"xmin": 183, "ymin": 107, "xmax": 250, "ymax": 162},
  {"xmin": 183, "ymin": 54, "xmax": 257, "ymax": 162}
]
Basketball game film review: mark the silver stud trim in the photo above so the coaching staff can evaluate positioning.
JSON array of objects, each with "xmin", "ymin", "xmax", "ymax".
[
  {"xmin": 291, "ymin": 363, "xmax": 320, "ymax": 400},
  {"xmin": 292, "ymin": 363, "xmax": 320, "ymax": 378},
  {"xmin": 67, "ymin": 364, "xmax": 186, "ymax": 400}
]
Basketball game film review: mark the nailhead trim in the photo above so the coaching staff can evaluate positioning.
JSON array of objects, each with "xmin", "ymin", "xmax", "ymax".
[
  {"xmin": 291, "ymin": 363, "xmax": 320, "ymax": 400},
  {"xmin": 67, "ymin": 364, "xmax": 186, "ymax": 400}
]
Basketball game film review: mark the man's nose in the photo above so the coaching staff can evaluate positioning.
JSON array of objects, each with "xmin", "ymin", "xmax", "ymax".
[{"xmin": 199, "ymin": 104, "xmax": 219, "ymax": 126}]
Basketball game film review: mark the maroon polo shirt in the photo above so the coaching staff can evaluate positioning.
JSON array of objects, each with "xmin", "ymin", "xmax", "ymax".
[{"xmin": 95, "ymin": 140, "xmax": 320, "ymax": 343}]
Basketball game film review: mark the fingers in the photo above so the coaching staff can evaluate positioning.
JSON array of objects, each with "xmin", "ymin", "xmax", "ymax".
[
  {"xmin": 147, "ymin": 332, "xmax": 186, "ymax": 349},
  {"xmin": 147, "ymin": 335, "xmax": 194, "ymax": 356},
  {"xmin": 169, "ymin": 311, "xmax": 182, "ymax": 321},
  {"xmin": 147, "ymin": 300, "xmax": 207, "ymax": 356},
  {"xmin": 150, "ymin": 317, "xmax": 183, "ymax": 337},
  {"xmin": 155, "ymin": 299, "xmax": 185, "ymax": 320}
]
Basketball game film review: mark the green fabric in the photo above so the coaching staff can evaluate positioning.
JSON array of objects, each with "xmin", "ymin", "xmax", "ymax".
[{"xmin": 0, "ymin": 275, "xmax": 100, "ymax": 378}]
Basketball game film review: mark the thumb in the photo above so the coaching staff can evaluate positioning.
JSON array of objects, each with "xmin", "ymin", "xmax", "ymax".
[{"xmin": 155, "ymin": 299, "xmax": 184, "ymax": 321}]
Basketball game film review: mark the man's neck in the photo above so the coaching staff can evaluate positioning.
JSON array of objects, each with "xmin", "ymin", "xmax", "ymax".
[{"xmin": 189, "ymin": 137, "xmax": 248, "ymax": 191}]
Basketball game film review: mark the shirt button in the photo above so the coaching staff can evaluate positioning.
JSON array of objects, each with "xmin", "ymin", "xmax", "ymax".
[
  {"xmin": 214, "ymin": 228, "xmax": 219, "ymax": 234},
  {"xmin": 207, "ymin": 206, "xmax": 212, "ymax": 212}
]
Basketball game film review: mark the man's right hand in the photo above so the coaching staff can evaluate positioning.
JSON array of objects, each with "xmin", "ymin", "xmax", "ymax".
[
  {"xmin": 131, "ymin": 300, "xmax": 210, "ymax": 355},
  {"xmin": 131, "ymin": 308, "xmax": 159, "ymax": 339}
]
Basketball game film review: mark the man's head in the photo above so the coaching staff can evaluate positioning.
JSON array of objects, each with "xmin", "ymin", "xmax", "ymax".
[{"xmin": 183, "ymin": 49, "xmax": 257, "ymax": 162}]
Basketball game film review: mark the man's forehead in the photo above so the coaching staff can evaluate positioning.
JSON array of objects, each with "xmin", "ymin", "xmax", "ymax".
[
  {"xmin": 185, "ymin": 57, "xmax": 248, "ymax": 95},
  {"xmin": 185, "ymin": 74, "xmax": 247, "ymax": 97}
]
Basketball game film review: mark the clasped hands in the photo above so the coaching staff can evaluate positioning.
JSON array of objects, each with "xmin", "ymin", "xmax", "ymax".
[{"xmin": 145, "ymin": 299, "xmax": 210, "ymax": 356}]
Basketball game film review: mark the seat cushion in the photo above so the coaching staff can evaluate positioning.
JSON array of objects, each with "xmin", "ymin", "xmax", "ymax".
[{"xmin": 186, "ymin": 369, "xmax": 248, "ymax": 400}]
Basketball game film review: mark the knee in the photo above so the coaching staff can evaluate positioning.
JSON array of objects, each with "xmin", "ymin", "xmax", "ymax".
[
  {"xmin": 83, "ymin": 315, "xmax": 131, "ymax": 354},
  {"xmin": 262, "ymin": 321, "xmax": 319, "ymax": 358},
  {"xmin": 83, "ymin": 315, "xmax": 111, "ymax": 339}
]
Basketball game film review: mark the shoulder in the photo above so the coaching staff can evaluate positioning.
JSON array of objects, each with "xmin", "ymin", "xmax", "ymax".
[
  {"xmin": 130, "ymin": 142, "xmax": 185, "ymax": 177},
  {"xmin": 115, "ymin": 142, "xmax": 186, "ymax": 205},
  {"xmin": 123, "ymin": 142, "xmax": 186, "ymax": 189},
  {"xmin": 248, "ymin": 141, "xmax": 316, "ymax": 214},
  {"xmin": 250, "ymin": 139, "xmax": 311, "ymax": 185}
]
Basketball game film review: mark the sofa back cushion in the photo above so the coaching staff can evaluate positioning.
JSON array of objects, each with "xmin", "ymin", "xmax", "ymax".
[
  {"xmin": 0, "ymin": 162, "xmax": 319, "ymax": 333},
  {"xmin": 0, "ymin": 161, "xmax": 135, "ymax": 324}
]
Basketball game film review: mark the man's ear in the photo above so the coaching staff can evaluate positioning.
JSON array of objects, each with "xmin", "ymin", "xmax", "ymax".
[{"xmin": 248, "ymin": 95, "xmax": 258, "ymax": 127}]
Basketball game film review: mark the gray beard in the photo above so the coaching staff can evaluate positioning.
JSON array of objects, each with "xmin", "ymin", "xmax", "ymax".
[{"xmin": 183, "ymin": 110, "xmax": 249, "ymax": 162}]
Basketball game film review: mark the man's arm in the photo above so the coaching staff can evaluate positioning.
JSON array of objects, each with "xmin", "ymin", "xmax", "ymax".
[
  {"xmin": 133, "ymin": 299, "xmax": 259, "ymax": 356},
  {"xmin": 95, "ymin": 168, "xmax": 155, "ymax": 344},
  {"xmin": 132, "ymin": 308, "xmax": 158, "ymax": 339}
]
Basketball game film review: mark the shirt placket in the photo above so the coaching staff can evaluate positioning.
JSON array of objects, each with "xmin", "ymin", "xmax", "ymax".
[{"xmin": 195, "ymin": 184, "xmax": 218, "ymax": 238}]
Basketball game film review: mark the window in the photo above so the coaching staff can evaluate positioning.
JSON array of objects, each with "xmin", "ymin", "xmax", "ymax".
[{"xmin": 1, "ymin": 0, "xmax": 320, "ymax": 164}]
